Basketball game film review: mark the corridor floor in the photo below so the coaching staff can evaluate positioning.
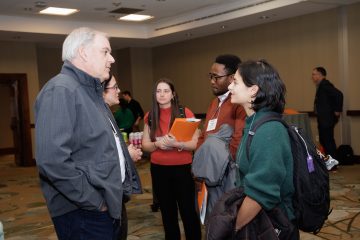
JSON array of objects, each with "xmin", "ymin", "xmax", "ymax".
[{"xmin": 0, "ymin": 154, "xmax": 359, "ymax": 239}]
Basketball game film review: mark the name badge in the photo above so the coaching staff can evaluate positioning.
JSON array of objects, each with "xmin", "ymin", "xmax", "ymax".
[{"xmin": 206, "ymin": 119, "xmax": 217, "ymax": 132}]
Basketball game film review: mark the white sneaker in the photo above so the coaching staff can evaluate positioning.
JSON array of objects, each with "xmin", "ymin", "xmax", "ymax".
[{"xmin": 325, "ymin": 155, "xmax": 339, "ymax": 171}]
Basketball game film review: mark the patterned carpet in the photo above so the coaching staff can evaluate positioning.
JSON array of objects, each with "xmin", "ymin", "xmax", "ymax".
[{"xmin": 0, "ymin": 155, "xmax": 359, "ymax": 240}]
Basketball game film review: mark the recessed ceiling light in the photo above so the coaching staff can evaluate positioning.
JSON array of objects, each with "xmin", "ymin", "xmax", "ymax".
[
  {"xmin": 39, "ymin": 7, "xmax": 79, "ymax": 16},
  {"xmin": 119, "ymin": 14, "xmax": 153, "ymax": 21}
]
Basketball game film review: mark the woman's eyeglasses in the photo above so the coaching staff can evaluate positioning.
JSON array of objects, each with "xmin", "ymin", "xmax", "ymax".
[{"xmin": 105, "ymin": 85, "xmax": 119, "ymax": 90}]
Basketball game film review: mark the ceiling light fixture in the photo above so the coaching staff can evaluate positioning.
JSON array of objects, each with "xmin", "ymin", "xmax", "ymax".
[
  {"xmin": 39, "ymin": 7, "xmax": 79, "ymax": 16},
  {"xmin": 119, "ymin": 14, "xmax": 153, "ymax": 21}
]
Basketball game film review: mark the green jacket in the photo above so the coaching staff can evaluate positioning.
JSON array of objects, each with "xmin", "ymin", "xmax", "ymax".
[
  {"xmin": 114, "ymin": 108, "xmax": 135, "ymax": 131},
  {"xmin": 236, "ymin": 109, "xmax": 295, "ymax": 220}
]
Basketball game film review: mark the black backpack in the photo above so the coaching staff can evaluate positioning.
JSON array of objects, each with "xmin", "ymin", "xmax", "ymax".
[
  {"xmin": 336, "ymin": 144, "xmax": 355, "ymax": 165},
  {"xmin": 246, "ymin": 113, "xmax": 330, "ymax": 234}
]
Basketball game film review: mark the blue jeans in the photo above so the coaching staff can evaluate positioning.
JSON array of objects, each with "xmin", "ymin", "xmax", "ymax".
[{"xmin": 52, "ymin": 209, "xmax": 120, "ymax": 240}]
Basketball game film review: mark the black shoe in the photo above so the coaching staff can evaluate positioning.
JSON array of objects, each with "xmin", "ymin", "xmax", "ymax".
[{"xmin": 150, "ymin": 203, "xmax": 160, "ymax": 212}]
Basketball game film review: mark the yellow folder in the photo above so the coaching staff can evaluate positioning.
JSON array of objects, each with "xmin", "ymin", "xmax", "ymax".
[{"xmin": 169, "ymin": 118, "xmax": 200, "ymax": 142}]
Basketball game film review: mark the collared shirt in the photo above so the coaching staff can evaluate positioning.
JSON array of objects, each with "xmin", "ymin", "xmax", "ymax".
[
  {"xmin": 109, "ymin": 119, "xmax": 126, "ymax": 183},
  {"xmin": 218, "ymin": 91, "xmax": 230, "ymax": 107}
]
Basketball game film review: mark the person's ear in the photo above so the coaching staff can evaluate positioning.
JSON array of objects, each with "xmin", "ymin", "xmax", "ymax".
[
  {"xmin": 78, "ymin": 46, "xmax": 88, "ymax": 62},
  {"xmin": 250, "ymin": 85, "xmax": 259, "ymax": 98}
]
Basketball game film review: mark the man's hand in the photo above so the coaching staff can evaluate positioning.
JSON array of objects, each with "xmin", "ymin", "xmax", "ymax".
[{"xmin": 128, "ymin": 144, "xmax": 142, "ymax": 162}]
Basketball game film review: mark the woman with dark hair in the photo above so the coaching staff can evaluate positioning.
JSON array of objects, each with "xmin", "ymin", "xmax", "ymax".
[
  {"xmin": 102, "ymin": 74, "xmax": 142, "ymax": 240},
  {"xmin": 142, "ymin": 78, "xmax": 201, "ymax": 240},
  {"xmin": 228, "ymin": 60, "xmax": 299, "ymax": 239}
]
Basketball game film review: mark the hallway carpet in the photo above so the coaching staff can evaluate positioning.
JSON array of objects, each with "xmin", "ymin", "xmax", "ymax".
[{"xmin": 0, "ymin": 155, "xmax": 359, "ymax": 239}]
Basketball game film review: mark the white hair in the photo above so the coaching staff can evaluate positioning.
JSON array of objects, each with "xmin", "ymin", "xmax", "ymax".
[{"xmin": 62, "ymin": 27, "xmax": 108, "ymax": 61}]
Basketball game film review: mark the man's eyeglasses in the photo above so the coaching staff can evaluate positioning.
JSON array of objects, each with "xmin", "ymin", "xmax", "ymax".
[
  {"xmin": 208, "ymin": 73, "xmax": 232, "ymax": 81},
  {"xmin": 105, "ymin": 85, "xmax": 119, "ymax": 90}
]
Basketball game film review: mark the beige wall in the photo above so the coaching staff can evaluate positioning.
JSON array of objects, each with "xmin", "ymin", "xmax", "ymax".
[
  {"xmin": 129, "ymin": 48, "xmax": 154, "ymax": 114},
  {"xmin": 37, "ymin": 47, "xmax": 63, "ymax": 88},
  {"xmin": 153, "ymin": 9, "xmax": 340, "ymax": 113},
  {"xmin": 346, "ymin": 3, "xmax": 360, "ymax": 155},
  {"xmin": 114, "ymin": 48, "xmax": 132, "ymax": 93},
  {"xmin": 0, "ymin": 41, "xmax": 40, "ymax": 158},
  {"xmin": 0, "ymin": 3, "xmax": 359, "ymax": 155},
  {"xmin": 152, "ymin": 4, "xmax": 360, "ymax": 154}
]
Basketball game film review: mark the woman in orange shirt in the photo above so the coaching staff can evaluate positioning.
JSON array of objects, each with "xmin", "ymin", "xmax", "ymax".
[{"xmin": 142, "ymin": 78, "xmax": 201, "ymax": 240}]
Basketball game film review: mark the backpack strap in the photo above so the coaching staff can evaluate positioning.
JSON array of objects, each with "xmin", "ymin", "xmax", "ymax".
[
  {"xmin": 178, "ymin": 105, "xmax": 186, "ymax": 118},
  {"xmin": 246, "ymin": 112, "xmax": 289, "ymax": 160},
  {"xmin": 148, "ymin": 105, "xmax": 186, "ymax": 127}
]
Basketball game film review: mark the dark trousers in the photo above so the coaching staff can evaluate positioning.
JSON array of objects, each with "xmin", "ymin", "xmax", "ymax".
[
  {"xmin": 118, "ymin": 203, "xmax": 127, "ymax": 240},
  {"xmin": 151, "ymin": 163, "xmax": 201, "ymax": 240},
  {"xmin": 52, "ymin": 209, "xmax": 120, "ymax": 240},
  {"xmin": 318, "ymin": 125, "xmax": 337, "ymax": 157}
]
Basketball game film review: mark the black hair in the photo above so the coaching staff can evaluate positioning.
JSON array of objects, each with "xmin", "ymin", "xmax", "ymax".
[
  {"xmin": 122, "ymin": 90, "xmax": 132, "ymax": 97},
  {"xmin": 102, "ymin": 73, "xmax": 113, "ymax": 89},
  {"xmin": 238, "ymin": 59, "xmax": 286, "ymax": 113},
  {"xmin": 314, "ymin": 67, "xmax": 327, "ymax": 77},
  {"xmin": 149, "ymin": 78, "xmax": 181, "ymax": 141},
  {"xmin": 215, "ymin": 54, "xmax": 242, "ymax": 74}
]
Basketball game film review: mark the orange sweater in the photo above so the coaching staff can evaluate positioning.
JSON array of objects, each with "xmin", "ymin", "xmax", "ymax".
[
  {"xmin": 197, "ymin": 95, "xmax": 246, "ymax": 159},
  {"xmin": 145, "ymin": 107, "xmax": 194, "ymax": 165}
]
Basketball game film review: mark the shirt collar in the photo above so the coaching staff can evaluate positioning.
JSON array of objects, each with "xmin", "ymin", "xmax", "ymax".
[{"xmin": 218, "ymin": 91, "xmax": 230, "ymax": 104}]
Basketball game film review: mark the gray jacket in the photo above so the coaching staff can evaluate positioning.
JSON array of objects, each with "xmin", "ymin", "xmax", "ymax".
[
  {"xmin": 35, "ymin": 61, "xmax": 142, "ymax": 219},
  {"xmin": 192, "ymin": 124, "xmax": 237, "ymax": 219}
]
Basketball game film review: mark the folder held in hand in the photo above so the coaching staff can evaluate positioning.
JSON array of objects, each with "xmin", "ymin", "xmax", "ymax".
[{"xmin": 169, "ymin": 118, "xmax": 200, "ymax": 142}]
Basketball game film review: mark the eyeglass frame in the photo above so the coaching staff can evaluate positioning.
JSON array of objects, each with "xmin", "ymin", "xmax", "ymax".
[
  {"xmin": 208, "ymin": 73, "xmax": 233, "ymax": 81},
  {"xmin": 105, "ymin": 85, "xmax": 119, "ymax": 90}
]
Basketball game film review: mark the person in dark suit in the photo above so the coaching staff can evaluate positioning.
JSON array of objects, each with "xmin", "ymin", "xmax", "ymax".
[{"xmin": 312, "ymin": 67, "xmax": 343, "ymax": 157}]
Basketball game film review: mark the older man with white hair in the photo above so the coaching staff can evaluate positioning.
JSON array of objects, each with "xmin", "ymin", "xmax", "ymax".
[{"xmin": 35, "ymin": 27, "xmax": 142, "ymax": 240}]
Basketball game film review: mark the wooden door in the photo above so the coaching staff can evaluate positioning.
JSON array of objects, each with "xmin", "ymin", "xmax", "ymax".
[{"xmin": 0, "ymin": 74, "xmax": 34, "ymax": 166}]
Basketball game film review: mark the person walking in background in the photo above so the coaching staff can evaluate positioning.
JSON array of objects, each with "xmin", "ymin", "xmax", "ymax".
[
  {"xmin": 122, "ymin": 90, "xmax": 144, "ymax": 132},
  {"xmin": 35, "ymin": 27, "xmax": 141, "ymax": 240},
  {"xmin": 102, "ymin": 74, "xmax": 142, "ymax": 240},
  {"xmin": 141, "ymin": 78, "xmax": 202, "ymax": 240},
  {"xmin": 228, "ymin": 59, "xmax": 299, "ymax": 239},
  {"xmin": 312, "ymin": 67, "xmax": 343, "ymax": 159}
]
